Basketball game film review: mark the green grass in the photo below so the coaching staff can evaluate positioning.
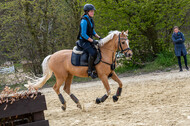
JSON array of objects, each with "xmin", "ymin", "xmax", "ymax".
[
  {"xmin": 115, "ymin": 63, "xmax": 140, "ymax": 74},
  {"xmin": 14, "ymin": 63, "xmax": 23, "ymax": 69},
  {"xmin": 115, "ymin": 50, "xmax": 182, "ymax": 74},
  {"xmin": 141, "ymin": 51, "xmax": 177, "ymax": 72},
  {"xmin": 73, "ymin": 76, "xmax": 99, "ymax": 83}
]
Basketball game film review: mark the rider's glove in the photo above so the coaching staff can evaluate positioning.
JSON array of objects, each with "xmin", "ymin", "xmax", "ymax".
[
  {"xmin": 99, "ymin": 37, "xmax": 103, "ymax": 40},
  {"xmin": 92, "ymin": 39, "xmax": 99, "ymax": 45}
]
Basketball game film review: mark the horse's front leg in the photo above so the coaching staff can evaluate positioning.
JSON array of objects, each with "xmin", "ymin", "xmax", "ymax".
[
  {"xmin": 96, "ymin": 75, "xmax": 111, "ymax": 104},
  {"xmin": 111, "ymin": 71, "xmax": 123, "ymax": 102},
  {"xmin": 64, "ymin": 74, "xmax": 82, "ymax": 109}
]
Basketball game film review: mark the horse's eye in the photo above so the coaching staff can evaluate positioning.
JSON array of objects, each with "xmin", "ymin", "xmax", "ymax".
[{"xmin": 122, "ymin": 42, "xmax": 125, "ymax": 44}]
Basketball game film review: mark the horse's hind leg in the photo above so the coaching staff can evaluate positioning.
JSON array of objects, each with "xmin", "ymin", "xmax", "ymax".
[
  {"xmin": 53, "ymin": 78, "xmax": 66, "ymax": 110},
  {"xmin": 63, "ymin": 74, "xmax": 82, "ymax": 109},
  {"xmin": 96, "ymin": 75, "xmax": 111, "ymax": 104},
  {"xmin": 111, "ymin": 71, "xmax": 123, "ymax": 102}
]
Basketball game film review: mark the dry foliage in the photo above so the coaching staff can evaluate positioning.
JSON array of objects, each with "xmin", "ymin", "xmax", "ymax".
[{"xmin": 0, "ymin": 86, "xmax": 39, "ymax": 110}]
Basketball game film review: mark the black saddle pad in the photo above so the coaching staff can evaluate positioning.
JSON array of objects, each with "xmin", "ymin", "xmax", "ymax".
[{"xmin": 71, "ymin": 50, "xmax": 101, "ymax": 66}]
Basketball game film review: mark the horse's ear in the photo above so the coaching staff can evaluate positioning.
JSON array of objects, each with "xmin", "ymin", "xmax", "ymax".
[
  {"xmin": 122, "ymin": 31, "xmax": 124, "ymax": 34},
  {"xmin": 125, "ymin": 30, "xmax": 128, "ymax": 34}
]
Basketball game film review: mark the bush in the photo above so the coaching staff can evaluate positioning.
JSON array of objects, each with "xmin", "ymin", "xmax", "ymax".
[
  {"xmin": 115, "ymin": 50, "xmax": 177, "ymax": 74},
  {"xmin": 115, "ymin": 58, "xmax": 142, "ymax": 74},
  {"xmin": 154, "ymin": 51, "xmax": 176, "ymax": 67}
]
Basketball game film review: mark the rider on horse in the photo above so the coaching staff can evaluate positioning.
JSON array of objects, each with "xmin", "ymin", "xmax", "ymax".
[{"xmin": 77, "ymin": 4, "xmax": 102, "ymax": 79}]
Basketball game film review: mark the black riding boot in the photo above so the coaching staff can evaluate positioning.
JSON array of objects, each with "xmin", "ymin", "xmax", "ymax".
[{"xmin": 88, "ymin": 55, "xmax": 97, "ymax": 79}]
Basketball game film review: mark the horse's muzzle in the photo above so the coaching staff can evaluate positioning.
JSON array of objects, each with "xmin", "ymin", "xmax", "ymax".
[{"xmin": 125, "ymin": 52, "xmax": 133, "ymax": 58}]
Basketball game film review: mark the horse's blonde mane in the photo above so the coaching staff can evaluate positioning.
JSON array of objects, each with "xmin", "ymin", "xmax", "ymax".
[{"xmin": 99, "ymin": 30, "xmax": 121, "ymax": 46}]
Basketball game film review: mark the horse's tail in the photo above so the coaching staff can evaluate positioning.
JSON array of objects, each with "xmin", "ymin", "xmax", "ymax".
[{"xmin": 24, "ymin": 55, "xmax": 52, "ymax": 89}]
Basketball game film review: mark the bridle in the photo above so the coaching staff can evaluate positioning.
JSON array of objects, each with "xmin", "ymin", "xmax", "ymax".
[
  {"xmin": 118, "ymin": 33, "xmax": 131, "ymax": 53},
  {"xmin": 100, "ymin": 33, "xmax": 132, "ymax": 70}
]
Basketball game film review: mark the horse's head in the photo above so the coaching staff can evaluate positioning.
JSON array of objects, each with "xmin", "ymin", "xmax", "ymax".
[{"xmin": 118, "ymin": 30, "xmax": 133, "ymax": 58}]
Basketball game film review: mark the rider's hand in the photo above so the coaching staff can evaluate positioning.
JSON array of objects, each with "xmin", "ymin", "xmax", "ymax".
[
  {"xmin": 99, "ymin": 37, "xmax": 103, "ymax": 40},
  {"xmin": 93, "ymin": 39, "xmax": 99, "ymax": 45}
]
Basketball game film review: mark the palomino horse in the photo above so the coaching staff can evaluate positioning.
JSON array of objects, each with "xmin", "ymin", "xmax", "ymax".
[{"xmin": 25, "ymin": 30, "xmax": 133, "ymax": 110}]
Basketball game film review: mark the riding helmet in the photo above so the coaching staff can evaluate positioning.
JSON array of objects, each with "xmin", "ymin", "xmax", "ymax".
[{"xmin": 84, "ymin": 4, "xmax": 96, "ymax": 11}]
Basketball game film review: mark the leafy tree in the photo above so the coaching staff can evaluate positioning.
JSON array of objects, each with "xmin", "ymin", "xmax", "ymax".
[
  {"xmin": 0, "ymin": 0, "xmax": 84, "ymax": 74},
  {"xmin": 87, "ymin": 0, "xmax": 190, "ymax": 63}
]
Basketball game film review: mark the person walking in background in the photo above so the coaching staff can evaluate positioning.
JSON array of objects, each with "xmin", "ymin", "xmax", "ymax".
[{"xmin": 172, "ymin": 26, "xmax": 189, "ymax": 72}]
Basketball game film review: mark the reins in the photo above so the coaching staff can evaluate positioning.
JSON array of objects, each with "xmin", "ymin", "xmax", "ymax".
[{"xmin": 100, "ymin": 46, "xmax": 115, "ymax": 66}]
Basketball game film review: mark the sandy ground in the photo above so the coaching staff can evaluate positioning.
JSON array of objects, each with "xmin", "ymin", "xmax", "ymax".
[{"xmin": 41, "ymin": 70, "xmax": 190, "ymax": 126}]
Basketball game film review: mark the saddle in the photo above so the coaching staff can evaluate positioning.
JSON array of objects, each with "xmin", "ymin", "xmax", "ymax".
[{"xmin": 71, "ymin": 41, "xmax": 101, "ymax": 66}]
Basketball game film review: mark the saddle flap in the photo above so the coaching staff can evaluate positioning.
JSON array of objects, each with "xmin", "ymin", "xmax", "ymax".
[{"xmin": 71, "ymin": 50, "xmax": 101, "ymax": 66}]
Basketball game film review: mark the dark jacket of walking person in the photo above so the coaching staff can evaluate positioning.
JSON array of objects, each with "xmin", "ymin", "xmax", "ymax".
[{"xmin": 172, "ymin": 26, "xmax": 189, "ymax": 71}]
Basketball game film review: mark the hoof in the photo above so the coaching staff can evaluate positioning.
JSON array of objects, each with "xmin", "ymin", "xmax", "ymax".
[
  {"xmin": 113, "ymin": 95, "xmax": 118, "ymax": 102},
  {"xmin": 61, "ymin": 104, "xmax": 66, "ymax": 111},
  {"xmin": 96, "ymin": 98, "xmax": 101, "ymax": 104},
  {"xmin": 61, "ymin": 106, "xmax": 66, "ymax": 111},
  {"xmin": 77, "ymin": 103, "xmax": 82, "ymax": 109}
]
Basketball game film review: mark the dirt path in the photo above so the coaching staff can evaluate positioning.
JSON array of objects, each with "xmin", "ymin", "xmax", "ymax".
[{"xmin": 41, "ymin": 70, "xmax": 190, "ymax": 126}]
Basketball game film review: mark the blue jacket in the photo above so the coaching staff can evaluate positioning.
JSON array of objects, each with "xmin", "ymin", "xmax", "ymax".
[
  {"xmin": 79, "ymin": 15, "xmax": 96, "ymax": 40},
  {"xmin": 172, "ymin": 32, "xmax": 187, "ymax": 56}
]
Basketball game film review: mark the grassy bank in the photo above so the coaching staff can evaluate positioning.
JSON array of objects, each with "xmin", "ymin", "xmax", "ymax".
[{"xmin": 116, "ymin": 51, "xmax": 190, "ymax": 75}]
